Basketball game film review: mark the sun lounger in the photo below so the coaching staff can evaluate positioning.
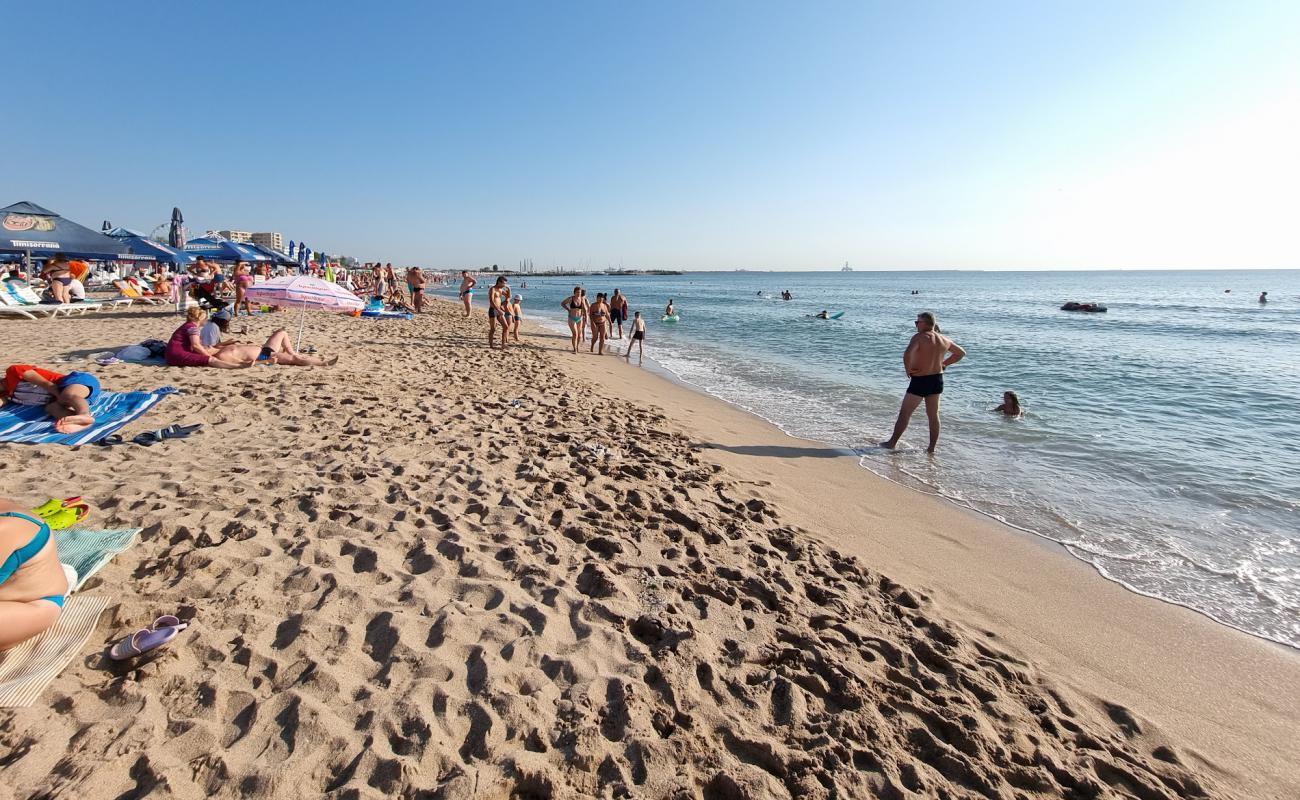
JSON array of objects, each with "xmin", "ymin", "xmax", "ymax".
[
  {"xmin": 0, "ymin": 285, "xmax": 65, "ymax": 320},
  {"xmin": 114, "ymin": 280, "xmax": 166, "ymax": 306}
]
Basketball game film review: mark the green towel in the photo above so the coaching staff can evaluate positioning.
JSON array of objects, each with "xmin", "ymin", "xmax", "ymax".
[{"xmin": 54, "ymin": 528, "xmax": 141, "ymax": 590}]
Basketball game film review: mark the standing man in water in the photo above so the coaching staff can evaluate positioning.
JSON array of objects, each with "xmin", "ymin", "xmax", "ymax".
[
  {"xmin": 880, "ymin": 311, "xmax": 966, "ymax": 454},
  {"xmin": 458, "ymin": 270, "xmax": 477, "ymax": 317}
]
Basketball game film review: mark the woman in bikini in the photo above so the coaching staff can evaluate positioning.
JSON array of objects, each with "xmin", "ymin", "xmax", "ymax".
[
  {"xmin": 560, "ymin": 286, "xmax": 586, "ymax": 354},
  {"xmin": 232, "ymin": 261, "xmax": 255, "ymax": 316},
  {"xmin": 588, "ymin": 293, "xmax": 611, "ymax": 355},
  {"xmin": 0, "ymin": 498, "xmax": 70, "ymax": 651},
  {"xmin": 39, "ymin": 254, "xmax": 73, "ymax": 305}
]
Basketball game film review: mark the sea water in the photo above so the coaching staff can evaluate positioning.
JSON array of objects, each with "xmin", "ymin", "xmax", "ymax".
[{"xmin": 439, "ymin": 270, "xmax": 1300, "ymax": 648}]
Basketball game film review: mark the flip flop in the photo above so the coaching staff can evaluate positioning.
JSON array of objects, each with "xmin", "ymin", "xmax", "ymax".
[
  {"xmin": 95, "ymin": 434, "xmax": 126, "ymax": 447},
  {"xmin": 132, "ymin": 430, "xmax": 165, "ymax": 446},
  {"xmin": 109, "ymin": 626, "xmax": 182, "ymax": 660},
  {"xmin": 149, "ymin": 614, "xmax": 190, "ymax": 633}
]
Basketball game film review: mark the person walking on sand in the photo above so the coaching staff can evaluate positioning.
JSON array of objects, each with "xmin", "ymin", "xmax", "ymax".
[
  {"xmin": 407, "ymin": 267, "xmax": 427, "ymax": 312},
  {"xmin": 625, "ymin": 311, "xmax": 646, "ymax": 364},
  {"xmin": 880, "ymin": 311, "xmax": 966, "ymax": 454},
  {"xmin": 610, "ymin": 289, "xmax": 628, "ymax": 339},
  {"xmin": 458, "ymin": 271, "xmax": 477, "ymax": 316},
  {"xmin": 561, "ymin": 286, "xmax": 585, "ymax": 354},
  {"xmin": 589, "ymin": 293, "xmax": 611, "ymax": 355},
  {"xmin": 488, "ymin": 276, "xmax": 510, "ymax": 348}
]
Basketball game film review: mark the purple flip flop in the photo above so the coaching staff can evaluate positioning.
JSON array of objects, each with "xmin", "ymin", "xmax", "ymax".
[{"xmin": 108, "ymin": 615, "xmax": 190, "ymax": 660}]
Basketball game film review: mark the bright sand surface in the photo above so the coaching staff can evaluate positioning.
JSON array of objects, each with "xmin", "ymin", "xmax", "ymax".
[{"xmin": 0, "ymin": 298, "xmax": 1296, "ymax": 799}]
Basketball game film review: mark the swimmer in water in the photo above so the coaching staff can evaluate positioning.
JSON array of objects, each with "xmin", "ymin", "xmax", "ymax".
[{"xmin": 993, "ymin": 391, "xmax": 1022, "ymax": 417}]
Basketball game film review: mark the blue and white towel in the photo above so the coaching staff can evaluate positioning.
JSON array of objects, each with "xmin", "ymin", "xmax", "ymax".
[{"xmin": 0, "ymin": 387, "xmax": 177, "ymax": 445}]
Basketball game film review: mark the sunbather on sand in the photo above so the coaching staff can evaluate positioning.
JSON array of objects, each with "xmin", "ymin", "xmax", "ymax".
[
  {"xmin": 3, "ymin": 364, "xmax": 100, "ymax": 434},
  {"xmin": 0, "ymin": 498, "xmax": 69, "ymax": 651},
  {"xmin": 165, "ymin": 307, "xmax": 252, "ymax": 369},
  {"xmin": 215, "ymin": 329, "xmax": 338, "ymax": 367}
]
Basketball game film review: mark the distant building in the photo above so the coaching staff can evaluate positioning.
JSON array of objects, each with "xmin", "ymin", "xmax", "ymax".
[
  {"xmin": 216, "ymin": 230, "xmax": 253, "ymax": 244},
  {"xmin": 251, "ymin": 232, "xmax": 284, "ymax": 252}
]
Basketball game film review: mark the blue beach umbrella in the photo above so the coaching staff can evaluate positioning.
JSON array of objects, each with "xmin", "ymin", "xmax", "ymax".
[
  {"xmin": 0, "ymin": 201, "xmax": 133, "ymax": 261},
  {"xmin": 106, "ymin": 228, "xmax": 195, "ymax": 266},
  {"xmin": 184, "ymin": 237, "xmax": 270, "ymax": 262},
  {"xmin": 168, "ymin": 207, "xmax": 185, "ymax": 249}
]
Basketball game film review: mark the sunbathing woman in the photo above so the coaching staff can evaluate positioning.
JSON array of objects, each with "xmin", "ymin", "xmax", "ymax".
[
  {"xmin": 215, "ymin": 329, "xmax": 338, "ymax": 367},
  {"xmin": 3, "ymin": 364, "xmax": 100, "ymax": 433},
  {"xmin": 0, "ymin": 498, "xmax": 70, "ymax": 651},
  {"xmin": 165, "ymin": 307, "xmax": 252, "ymax": 369}
]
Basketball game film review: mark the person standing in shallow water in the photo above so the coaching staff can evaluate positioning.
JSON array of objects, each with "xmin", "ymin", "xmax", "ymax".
[{"xmin": 880, "ymin": 311, "xmax": 966, "ymax": 454}]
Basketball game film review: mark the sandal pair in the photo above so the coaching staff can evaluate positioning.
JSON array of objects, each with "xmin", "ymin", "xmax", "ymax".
[{"xmin": 109, "ymin": 615, "xmax": 191, "ymax": 660}]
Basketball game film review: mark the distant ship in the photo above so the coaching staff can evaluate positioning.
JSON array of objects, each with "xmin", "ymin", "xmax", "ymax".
[{"xmin": 841, "ymin": 261, "xmax": 853, "ymax": 272}]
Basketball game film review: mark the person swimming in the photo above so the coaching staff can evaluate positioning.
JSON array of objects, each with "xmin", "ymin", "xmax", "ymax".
[{"xmin": 993, "ymin": 391, "xmax": 1022, "ymax": 417}]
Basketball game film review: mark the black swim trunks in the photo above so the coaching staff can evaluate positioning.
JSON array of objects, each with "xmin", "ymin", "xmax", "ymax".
[
  {"xmin": 488, "ymin": 306, "xmax": 500, "ymax": 319},
  {"xmin": 611, "ymin": 308, "xmax": 624, "ymax": 324},
  {"xmin": 632, "ymin": 330, "xmax": 644, "ymax": 341},
  {"xmin": 906, "ymin": 373, "xmax": 943, "ymax": 397}
]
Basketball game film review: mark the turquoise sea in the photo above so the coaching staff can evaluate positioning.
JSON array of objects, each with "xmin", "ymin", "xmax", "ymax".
[{"xmin": 439, "ymin": 270, "xmax": 1300, "ymax": 648}]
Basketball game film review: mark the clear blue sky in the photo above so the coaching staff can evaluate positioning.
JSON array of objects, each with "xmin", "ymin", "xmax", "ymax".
[{"xmin": 5, "ymin": 1, "xmax": 1298, "ymax": 270}]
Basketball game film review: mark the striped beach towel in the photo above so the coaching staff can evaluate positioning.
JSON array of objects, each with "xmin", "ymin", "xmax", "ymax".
[
  {"xmin": 55, "ymin": 528, "xmax": 142, "ymax": 591},
  {"xmin": 0, "ymin": 596, "xmax": 112, "ymax": 707},
  {"xmin": 0, "ymin": 387, "xmax": 177, "ymax": 445}
]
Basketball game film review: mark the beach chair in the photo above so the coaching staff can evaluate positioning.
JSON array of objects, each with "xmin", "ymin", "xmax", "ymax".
[
  {"xmin": 115, "ymin": 280, "xmax": 166, "ymax": 306},
  {"xmin": 0, "ymin": 285, "xmax": 64, "ymax": 320}
]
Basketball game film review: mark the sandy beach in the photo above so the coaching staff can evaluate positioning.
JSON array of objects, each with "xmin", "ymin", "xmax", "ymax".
[{"xmin": 1, "ymin": 299, "xmax": 1296, "ymax": 799}]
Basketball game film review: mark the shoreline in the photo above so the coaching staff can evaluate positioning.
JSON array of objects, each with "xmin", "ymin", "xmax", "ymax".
[
  {"xmin": 536, "ymin": 316, "xmax": 1300, "ymax": 797},
  {"xmin": 1, "ymin": 300, "xmax": 1296, "ymax": 798},
  {"xmin": 515, "ymin": 295, "xmax": 1295, "ymax": 651}
]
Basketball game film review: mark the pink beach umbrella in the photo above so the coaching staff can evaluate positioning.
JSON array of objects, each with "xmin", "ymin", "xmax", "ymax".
[{"xmin": 242, "ymin": 274, "xmax": 363, "ymax": 347}]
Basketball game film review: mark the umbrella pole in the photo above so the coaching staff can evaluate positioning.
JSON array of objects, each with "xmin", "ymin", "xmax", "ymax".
[{"xmin": 297, "ymin": 295, "xmax": 308, "ymax": 350}]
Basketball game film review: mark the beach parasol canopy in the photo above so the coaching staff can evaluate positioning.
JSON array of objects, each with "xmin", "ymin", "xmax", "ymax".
[
  {"xmin": 106, "ymin": 228, "xmax": 195, "ymax": 266},
  {"xmin": 184, "ymin": 237, "xmax": 270, "ymax": 262},
  {"xmin": 0, "ymin": 201, "xmax": 134, "ymax": 261},
  {"xmin": 168, "ymin": 207, "xmax": 184, "ymax": 248},
  {"xmin": 246, "ymin": 242, "xmax": 297, "ymax": 266},
  {"xmin": 243, "ymin": 274, "xmax": 364, "ymax": 347},
  {"xmin": 243, "ymin": 275, "xmax": 363, "ymax": 312},
  {"xmin": 101, "ymin": 220, "xmax": 112, "ymax": 231}
]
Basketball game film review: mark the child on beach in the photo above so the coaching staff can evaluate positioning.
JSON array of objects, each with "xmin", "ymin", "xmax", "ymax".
[
  {"xmin": 510, "ymin": 296, "xmax": 523, "ymax": 342},
  {"xmin": 626, "ymin": 311, "xmax": 646, "ymax": 364},
  {"xmin": 2, "ymin": 364, "xmax": 100, "ymax": 434}
]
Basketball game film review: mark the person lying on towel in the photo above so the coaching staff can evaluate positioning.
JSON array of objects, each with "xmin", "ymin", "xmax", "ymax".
[
  {"xmin": 2, "ymin": 364, "xmax": 99, "ymax": 434},
  {"xmin": 0, "ymin": 498, "xmax": 70, "ymax": 651}
]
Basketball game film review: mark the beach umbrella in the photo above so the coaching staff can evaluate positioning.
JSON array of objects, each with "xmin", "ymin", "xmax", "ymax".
[
  {"xmin": 184, "ymin": 237, "xmax": 270, "ymax": 263},
  {"xmin": 243, "ymin": 274, "xmax": 363, "ymax": 347},
  {"xmin": 168, "ymin": 207, "xmax": 184, "ymax": 248},
  {"xmin": 246, "ymin": 242, "xmax": 296, "ymax": 267},
  {"xmin": 0, "ymin": 201, "xmax": 133, "ymax": 261},
  {"xmin": 288, "ymin": 240, "xmax": 296, "ymax": 259},
  {"xmin": 106, "ymin": 228, "xmax": 195, "ymax": 266},
  {"xmin": 101, "ymin": 220, "xmax": 112, "ymax": 231}
]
